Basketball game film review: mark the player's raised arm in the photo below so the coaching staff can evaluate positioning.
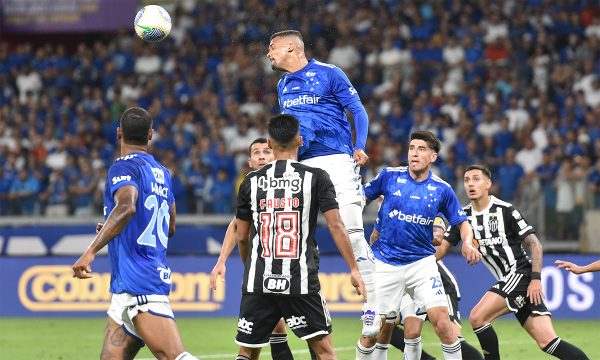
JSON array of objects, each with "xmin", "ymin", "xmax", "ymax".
[
  {"xmin": 457, "ymin": 221, "xmax": 480, "ymax": 265},
  {"xmin": 72, "ymin": 185, "xmax": 138, "ymax": 279},
  {"xmin": 323, "ymin": 208, "xmax": 366, "ymax": 301},
  {"xmin": 210, "ymin": 217, "xmax": 237, "ymax": 290},
  {"xmin": 556, "ymin": 259, "xmax": 600, "ymax": 274}
]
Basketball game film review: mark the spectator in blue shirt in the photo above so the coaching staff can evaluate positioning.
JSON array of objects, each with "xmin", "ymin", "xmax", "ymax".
[
  {"xmin": 8, "ymin": 169, "xmax": 40, "ymax": 215},
  {"xmin": 496, "ymin": 148, "xmax": 525, "ymax": 202}
]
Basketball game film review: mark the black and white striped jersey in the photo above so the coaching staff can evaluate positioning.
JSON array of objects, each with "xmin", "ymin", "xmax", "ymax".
[
  {"xmin": 236, "ymin": 159, "xmax": 338, "ymax": 296},
  {"xmin": 445, "ymin": 196, "xmax": 535, "ymax": 280}
]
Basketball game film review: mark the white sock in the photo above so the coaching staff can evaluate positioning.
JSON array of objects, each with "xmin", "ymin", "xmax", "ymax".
[
  {"xmin": 441, "ymin": 339, "xmax": 462, "ymax": 360},
  {"xmin": 356, "ymin": 340, "xmax": 376, "ymax": 360},
  {"xmin": 175, "ymin": 352, "xmax": 199, "ymax": 360},
  {"xmin": 373, "ymin": 343, "xmax": 388, "ymax": 360},
  {"xmin": 404, "ymin": 337, "xmax": 422, "ymax": 360},
  {"xmin": 349, "ymin": 230, "xmax": 376, "ymax": 309}
]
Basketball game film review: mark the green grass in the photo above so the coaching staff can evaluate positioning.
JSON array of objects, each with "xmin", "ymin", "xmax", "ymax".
[{"xmin": 0, "ymin": 317, "xmax": 597, "ymax": 359}]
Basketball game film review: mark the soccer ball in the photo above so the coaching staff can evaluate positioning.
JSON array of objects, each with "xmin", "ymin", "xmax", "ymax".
[{"xmin": 134, "ymin": 5, "xmax": 172, "ymax": 43}]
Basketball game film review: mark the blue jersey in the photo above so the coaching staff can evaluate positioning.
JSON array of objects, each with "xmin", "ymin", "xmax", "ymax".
[
  {"xmin": 104, "ymin": 152, "xmax": 175, "ymax": 295},
  {"xmin": 364, "ymin": 167, "xmax": 466, "ymax": 265},
  {"xmin": 277, "ymin": 59, "xmax": 363, "ymax": 160}
]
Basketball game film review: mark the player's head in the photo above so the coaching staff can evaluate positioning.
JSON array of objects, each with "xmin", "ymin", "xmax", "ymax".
[
  {"xmin": 464, "ymin": 164, "xmax": 492, "ymax": 201},
  {"xmin": 267, "ymin": 114, "xmax": 302, "ymax": 153},
  {"xmin": 118, "ymin": 107, "xmax": 153, "ymax": 146},
  {"xmin": 408, "ymin": 130, "xmax": 440, "ymax": 174},
  {"xmin": 248, "ymin": 137, "xmax": 274, "ymax": 170},
  {"xmin": 267, "ymin": 30, "xmax": 305, "ymax": 72}
]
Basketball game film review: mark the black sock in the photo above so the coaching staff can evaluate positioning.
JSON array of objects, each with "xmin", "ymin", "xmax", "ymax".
[
  {"xmin": 459, "ymin": 336, "xmax": 484, "ymax": 360},
  {"xmin": 421, "ymin": 350, "xmax": 437, "ymax": 360},
  {"xmin": 542, "ymin": 337, "xmax": 589, "ymax": 360},
  {"xmin": 473, "ymin": 323, "xmax": 499, "ymax": 360},
  {"xmin": 270, "ymin": 334, "xmax": 294, "ymax": 360},
  {"xmin": 390, "ymin": 326, "xmax": 406, "ymax": 351},
  {"xmin": 308, "ymin": 341, "xmax": 317, "ymax": 360}
]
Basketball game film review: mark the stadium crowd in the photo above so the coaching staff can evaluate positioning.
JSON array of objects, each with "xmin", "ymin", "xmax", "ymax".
[{"xmin": 1, "ymin": 0, "xmax": 600, "ymax": 240}]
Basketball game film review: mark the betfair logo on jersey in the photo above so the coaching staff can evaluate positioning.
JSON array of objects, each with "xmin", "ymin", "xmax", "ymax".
[
  {"xmin": 237, "ymin": 317, "xmax": 254, "ymax": 334},
  {"xmin": 388, "ymin": 209, "xmax": 434, "ymax": 226},
  {"xmin": 282, "ymin": 95, "xmax": 320, "ymax": 108},
  {"xmin": 258, "ymin": 174, "xmax": 302, "ymax": 193},
  {"xmin": 18, "ymin": 266, "xmax": 224, "ymax": 312},
  {"xmin": 286, "ymin": 315, "xmax": 308, "ymax": 330},
  {"xmin": 112, "ymin": 175, "xmax": 131, "ymax": 185}
]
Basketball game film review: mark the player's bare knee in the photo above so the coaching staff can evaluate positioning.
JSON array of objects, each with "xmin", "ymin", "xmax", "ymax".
[{"xmin": 469, "ymin": 308, "xmax": 485, "ymax": 328}]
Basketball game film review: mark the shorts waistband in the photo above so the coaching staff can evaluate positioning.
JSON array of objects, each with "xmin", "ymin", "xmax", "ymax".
[{"xmin": 114, "ymin": 293, "xmax": 170, "ymax": 306}]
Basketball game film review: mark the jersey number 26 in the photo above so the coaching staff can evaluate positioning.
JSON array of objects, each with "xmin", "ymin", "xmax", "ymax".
[{"xmin": 137, "ymin": 194, "xmax": 170, "ymax": 248}]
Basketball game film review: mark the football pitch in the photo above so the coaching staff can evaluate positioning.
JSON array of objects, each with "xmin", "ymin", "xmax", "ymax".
[{"xmin": 0, "ymin": 317, "xmax": 597, "ymax": 359}]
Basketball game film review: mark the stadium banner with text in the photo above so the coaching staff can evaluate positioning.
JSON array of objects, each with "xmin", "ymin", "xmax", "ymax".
[
  {"xmin": 0, "ymin": 254, "xmax": 598, "ymax": 319},
  {"xmin": 1, "ymin": 0, "xmax": 139, "ymax": 33}
]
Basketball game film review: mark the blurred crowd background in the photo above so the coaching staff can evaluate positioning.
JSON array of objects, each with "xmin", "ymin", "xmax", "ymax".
[{"xmin": 1, "ymin": 0, "xmax": 600, "ymax": 241}]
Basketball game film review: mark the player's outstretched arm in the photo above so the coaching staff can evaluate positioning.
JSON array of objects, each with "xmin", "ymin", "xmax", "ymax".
[
  {"xmin": 323, "ymin": 208, "xmax": 366, "ymax": 301},
  {"xmin": 556, "ymin": 259, "xmax": 600, "ymax": 274},
  {"xmin": 72, "ymin": 185, "xmax": 138, "ymax": 279},
  {"xmin": 210, "ymin": 217, "xmax": 237, "ymax": 290},
  {"xmin": 458, "ymin": 221, "xmax": 481, "ymax": 265},
  {"xmin": 523, "ymin": 233, "xmax": 544, "ymax": 305}
]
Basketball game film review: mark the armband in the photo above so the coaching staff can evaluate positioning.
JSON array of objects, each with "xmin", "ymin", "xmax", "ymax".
[{"xmin": 531, "ymin": 272, "xmax": 541, "ymax": 280}]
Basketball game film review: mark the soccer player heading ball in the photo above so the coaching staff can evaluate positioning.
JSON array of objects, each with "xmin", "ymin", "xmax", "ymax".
[{"xmin": 267, "ymin": 29, "xmax": 380, "ymax": 338}]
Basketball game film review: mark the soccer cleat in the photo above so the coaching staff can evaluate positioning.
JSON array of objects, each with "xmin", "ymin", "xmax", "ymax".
[{"xmin": 360, "ymin": 308, "xmax": 381, "ymax": 336}]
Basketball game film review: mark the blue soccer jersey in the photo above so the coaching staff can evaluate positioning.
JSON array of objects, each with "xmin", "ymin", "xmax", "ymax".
[
  {"xmin": 277, "ymin": 59, "xmax": 365, "ymax": 160},
  {"xmin": 104, "ymin": 152, "xmax": 175, "ymax": 295},
  {"xmin": 364, "ymin": 167, "xmax": 467, "ymax": 265}
]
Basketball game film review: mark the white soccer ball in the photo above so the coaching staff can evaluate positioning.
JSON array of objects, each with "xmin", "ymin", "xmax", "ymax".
[{"xmin": 134, "ymin": 5, "xmax": 172, "ymax": 43}]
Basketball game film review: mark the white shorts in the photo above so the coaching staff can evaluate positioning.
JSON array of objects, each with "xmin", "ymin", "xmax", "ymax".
[
  {"xmin": 107, "ymin": 293, "xmax": 174, "ymax": 344},
  {"xmin": 301, "ymin": 154, "xmax": 363, "ymax": 208},
  {"xmin": 375, "ymin": 255, "xmax": 448, "ymax": 319},
  {"xmin": 398, "ymin": 293, "xmax": 427, "ymax": 325}
]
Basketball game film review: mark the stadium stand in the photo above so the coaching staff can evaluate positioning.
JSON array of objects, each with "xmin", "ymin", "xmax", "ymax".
[{"xmin": 1, "ymin": 0, "xmax": 600, "ymax": 246}]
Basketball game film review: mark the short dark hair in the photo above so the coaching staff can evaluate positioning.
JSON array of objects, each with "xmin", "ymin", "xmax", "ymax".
[
  {"xmin": 268, "ymin": 114, "xmax": 299, "ymax": 148},
  {"xmin": 465, "ymin": 164, "xmax": 492, "ymax": 180},
  {"xmin": 248, "ymin": 137, "xmax": 268, "ymax": 155},
  {"xmin": 270, "ymin": 30, "xmax": 303, "ymax": 42},
  {"xmin": 120, "ymin": 107, "xmax": 152, "ymax": 145},
  {"xmin": 410, "ymin": 130, "xmax": 441, "ymax": 153}
]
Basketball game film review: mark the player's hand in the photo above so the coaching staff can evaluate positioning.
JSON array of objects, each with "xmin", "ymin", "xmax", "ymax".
[
  {"xmin": 350, "ymin": 268, "xmax": 366, "ymax": 302},
  {"xmin": 72, "ymin": 251, "xmax": 95, "ymax": 279},
  {"xmin": 210, "ymin": 261, "xmax": 226, "ymax": 290},
  {"xmin": 527, "ymin": 279, "xmax": 544, "ymax": 305},
  {"xmin": 461, "ymin": 241, "xmax": 481, "ymax": 265},
  {"xmin": 555, "ymin": 260, "xmax": 584, "ymax": 274},
  {"xmin": 354, "ymin": 149, "xmax": 369, "ymax": 166},
  {"xmin": 96, "ymin": 222, "xmax": 104, "ymax": 234}
]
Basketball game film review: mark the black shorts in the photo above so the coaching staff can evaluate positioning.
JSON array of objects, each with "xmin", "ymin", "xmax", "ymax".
[
  {"xmin": 235, "ymin": 292, "xmax": 332, "ymax": 347},
  {"xmin": 489, "ymin": 272, "xmax": 551, "ymax": 325},
  {"xmin": 438, "ymin": 262, "xmax": 461, "ymax": 325}
]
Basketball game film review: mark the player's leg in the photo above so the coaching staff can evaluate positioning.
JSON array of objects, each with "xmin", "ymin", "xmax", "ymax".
[
  {"xmin": 339, "ymin": 202, "xmax": 379, "ymax": 336},
  {"xmin": 103, "ymin": 294, "xmax": 144, "ymax": 360},
  {"xmin": 357, "ymin": 258, "xmax": 403, "ymax": 359},
  {"xmin": 100, "ymin": 317, "xmax": 143, "ymax": 360},
  {"xmin": 521, "ymin": 313, "xmax": 589, "ymax": 359},
  {"xmin": 270, "ymin": 318, "xmax": 294, "ymax": 360},
  {"xmin": 236, "ymin": 294, "xmax": 282, "ymax": 360},
  {"xmin": 305, "ymin": 334, "xmax": 336, "ymax": 360},
  {"xmin": 446, "ymin": 293, "xmax": 483, "ymax": 360},
  {"xmin": 410, "ymin": 256, "xmax": 461, "ymax": 359},
  {"xmin": 280, "ymin": 292, "xmax": 333, "ymax": 360},
  {"xmin": 469, "ymin": 291, "xmax": 510, "ymax": 360},
  {"xmin": 132, "ymin": 312, "xmax": 189, "ymax": 360}
]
